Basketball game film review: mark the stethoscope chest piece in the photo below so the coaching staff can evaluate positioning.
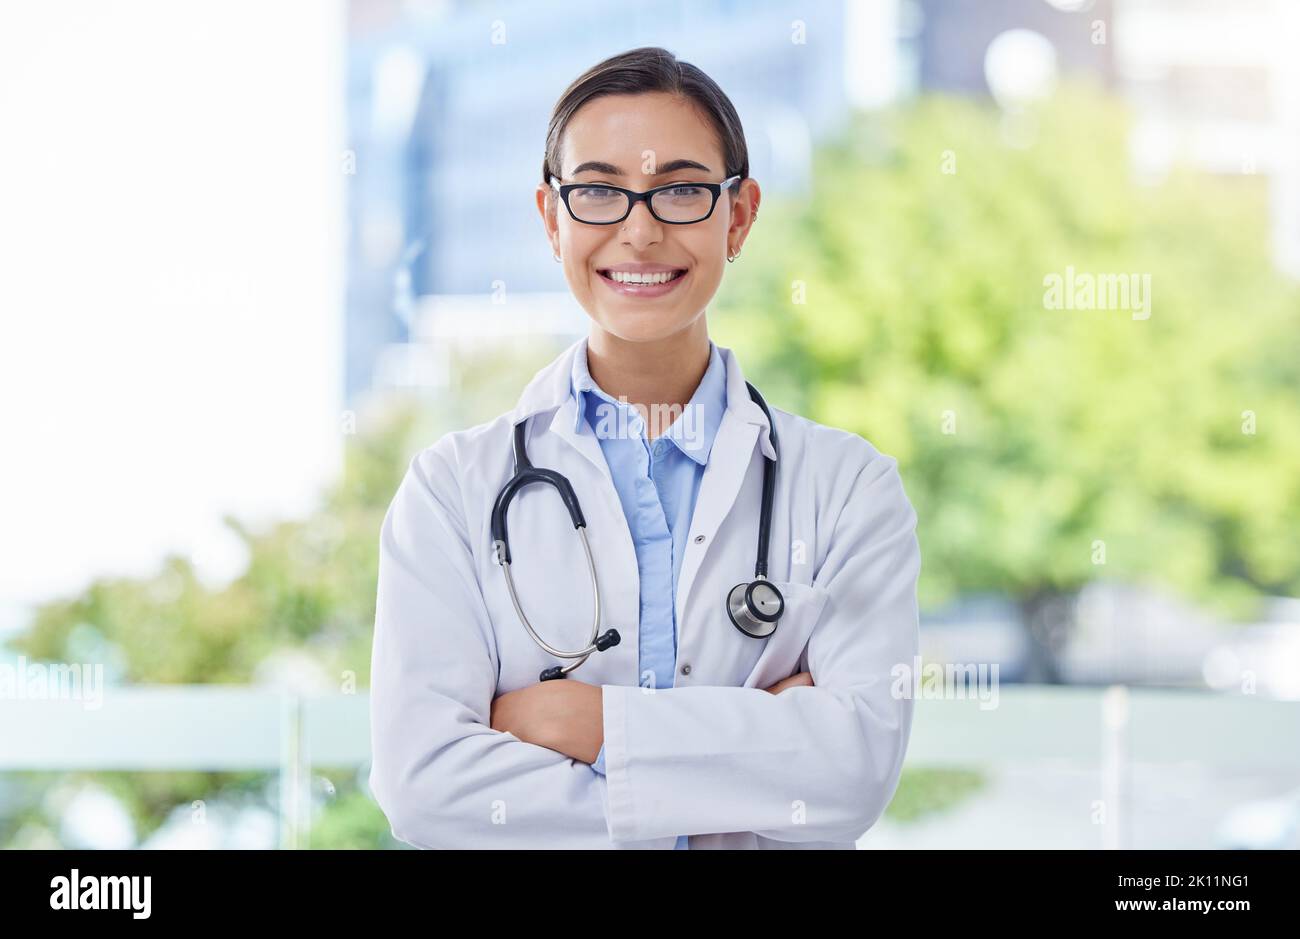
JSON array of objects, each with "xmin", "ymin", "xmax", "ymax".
[{"xmin": 726, "ymin": 579, "xmax": 785, "ymax": 639}]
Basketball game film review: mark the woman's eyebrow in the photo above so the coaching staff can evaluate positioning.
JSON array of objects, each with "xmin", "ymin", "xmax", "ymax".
[{"xmin": 570, "ymin": 158, "xmax": 712, "ymax": 176}]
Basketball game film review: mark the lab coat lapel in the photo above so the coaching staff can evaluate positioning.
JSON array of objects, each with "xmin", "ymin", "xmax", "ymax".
[
  {"xmin": 674, "ymin": 346, "xmax": 776, "ymax": 632},
  {"xmin": 674, "ymin": 409, "xmax": 757, "ymax": 630}
]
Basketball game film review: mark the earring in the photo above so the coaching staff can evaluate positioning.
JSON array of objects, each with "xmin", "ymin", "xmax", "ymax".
[
  {"xmin": 727, "ymin": 248, "xmax": 741, "ymax": 263},
  {"xmin": 554, "ymin": 253, "xmax": 561, "ymax": 262}
]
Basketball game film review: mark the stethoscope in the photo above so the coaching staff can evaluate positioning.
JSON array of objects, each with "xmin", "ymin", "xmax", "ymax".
[{"xmin": 490, "ymin": 381, "xmax": 784, "ymax": 681}]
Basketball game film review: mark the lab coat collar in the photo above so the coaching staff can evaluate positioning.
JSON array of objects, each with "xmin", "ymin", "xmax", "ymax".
[{"xmin": 509, "ymin": 335, "xmax": 776, "ymax": 462}]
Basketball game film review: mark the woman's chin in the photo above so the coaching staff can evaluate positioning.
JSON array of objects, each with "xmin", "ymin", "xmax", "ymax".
[{"xmin": 591, "ymin": 307, "xmax": 696, "ymax": 343}]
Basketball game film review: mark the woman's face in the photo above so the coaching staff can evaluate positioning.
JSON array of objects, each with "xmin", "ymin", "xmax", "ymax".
[{"xmin": 537, "ymin": 91, "xmax": 758, "ymax": 344}]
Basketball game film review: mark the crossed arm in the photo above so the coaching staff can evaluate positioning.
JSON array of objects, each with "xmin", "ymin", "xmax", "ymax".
[{"xmin": 489, "ymin": 671, "xmax": 815, "ymax": 764}]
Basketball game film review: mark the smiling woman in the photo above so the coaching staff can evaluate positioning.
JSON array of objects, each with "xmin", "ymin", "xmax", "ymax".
[{"xmin": 368, "ymin": 45, "xmax": 922, "ymax": 851}]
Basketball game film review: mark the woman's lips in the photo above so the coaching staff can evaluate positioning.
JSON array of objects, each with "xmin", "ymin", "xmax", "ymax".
[{"xmin": 596, "ymin": 268, "xmax": 688, "ymax": 298}]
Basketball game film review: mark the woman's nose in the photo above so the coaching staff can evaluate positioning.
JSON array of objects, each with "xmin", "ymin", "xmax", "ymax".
[{"xmin": 620, "ymin": 201, "xmax": 662, "ymax": 245}]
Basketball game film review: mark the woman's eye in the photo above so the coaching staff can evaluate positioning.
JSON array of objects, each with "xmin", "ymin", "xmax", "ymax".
[
  {"xmin": 664, "ymin": 185, "xmax": 706, "ymax": 199},
  {"xmin": 574, "ymin": 187, "xmax": 620, "ymax": 201}
]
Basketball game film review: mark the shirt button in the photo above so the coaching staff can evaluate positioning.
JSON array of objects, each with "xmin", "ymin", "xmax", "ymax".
[{"xmin": 680, "ymin": 663, "xmax": 692, "ymax": 676}]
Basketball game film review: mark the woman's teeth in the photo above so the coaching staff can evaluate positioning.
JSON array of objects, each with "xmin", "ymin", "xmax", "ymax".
[{"xmin": 603, "ymin": 269, "xmax": 684, "ymax": 284}]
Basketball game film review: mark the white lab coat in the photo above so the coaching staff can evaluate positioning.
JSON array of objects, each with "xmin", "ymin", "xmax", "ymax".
[{"xmin": 369, "ymin": 337, "xmax": 921, "ymax": 849}]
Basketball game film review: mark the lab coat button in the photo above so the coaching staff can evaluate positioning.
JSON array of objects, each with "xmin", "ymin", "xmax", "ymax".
[
  {"xmin": 693, "ymin": 534, "xmax": 705, "ymax": 543},
  {"xmin": 680, "ymin": 663, "xmax": 692, "ymax": 676}
]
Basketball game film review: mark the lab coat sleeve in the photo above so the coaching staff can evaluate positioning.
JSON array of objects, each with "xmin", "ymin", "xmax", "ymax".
[
  {"xmin": 600, "ymin": 451, "xmax": 921, "ymax": 844},
  {"xmin": 369, "ymin": 440, "xmax": 624, "ymax": 848}
]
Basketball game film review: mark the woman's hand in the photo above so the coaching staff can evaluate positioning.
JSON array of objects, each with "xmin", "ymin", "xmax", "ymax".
[
  {"xmin": 490, "ymin": 679, "xmax": 604, "ymax": 764},
  {"xmin": 763, "ymin": 671, "xmax": 814, "ymax": 694}
]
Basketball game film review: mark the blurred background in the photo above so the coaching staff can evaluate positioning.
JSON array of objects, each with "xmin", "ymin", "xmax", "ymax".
[{"xmin": 2, "ymin": 0, "xmax": 1298, "ymax": 849}]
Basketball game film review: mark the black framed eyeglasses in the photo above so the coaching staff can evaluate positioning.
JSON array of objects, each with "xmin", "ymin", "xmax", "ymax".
[{"xmin": 549, "ymin": 175, "xmax": 741, "ymax": 225}]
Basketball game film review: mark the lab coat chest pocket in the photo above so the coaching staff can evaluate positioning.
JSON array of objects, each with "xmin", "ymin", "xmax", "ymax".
[{"xmin": 739, "ymin": 581, "xmax": 830, "ymax": 690}]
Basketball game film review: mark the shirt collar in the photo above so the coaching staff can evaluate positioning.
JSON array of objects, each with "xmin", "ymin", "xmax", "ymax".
[
  {"xmin": 509, "ymin": 335, "xmax": 776, "ymax": 462},
  {"xmin": 569, "ymin": 336, "xmax": 728, "ymax": 466}
]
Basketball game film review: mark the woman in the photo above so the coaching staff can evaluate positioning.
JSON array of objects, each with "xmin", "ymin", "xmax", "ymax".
[{"xmin": 369, "ymin": 46, "xmax": 921, "ymax": 849}]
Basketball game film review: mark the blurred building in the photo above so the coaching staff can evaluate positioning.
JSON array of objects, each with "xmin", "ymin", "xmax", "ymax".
[
  {"xmin": 917, "ymin": 0, "xmax": 1116, "ymax": 94},
  {"xmin": 918, "ymin": 0, "xmax": 1300, "ymax": 276},
  {"xmin": 1112, "ymin": 0, "xmax": 1300, "ymax": 276}
]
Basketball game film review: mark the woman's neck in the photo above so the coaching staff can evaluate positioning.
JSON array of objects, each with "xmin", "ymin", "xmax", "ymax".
[{"xmin": 586, "ymin": 319, "xmax": 712, "ymax": 440}]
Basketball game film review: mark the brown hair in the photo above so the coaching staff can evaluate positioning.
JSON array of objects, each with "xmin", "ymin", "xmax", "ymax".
[{"xmin": 541, "ymin": 46, "xmax": 749, "ymax": 189}]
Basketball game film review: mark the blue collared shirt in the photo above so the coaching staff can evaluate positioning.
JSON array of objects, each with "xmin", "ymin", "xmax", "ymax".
[{"xmin": 576, "ymin": 337, "xmax": 726, "ymax": 851}]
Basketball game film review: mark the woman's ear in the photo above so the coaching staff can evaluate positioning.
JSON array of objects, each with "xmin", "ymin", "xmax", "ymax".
[
  {"xmin": 728, "ymin": 177, "xmax": 761, "ymax": 256},
  {"xmin": 535, "ymin": 181, "xmax": 561, "ymax": 255}
]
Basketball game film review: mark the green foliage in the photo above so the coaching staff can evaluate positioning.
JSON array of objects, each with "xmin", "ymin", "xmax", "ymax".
[
  {"xmin": 885, "ymin": 767, "xmax": 987, "ymax": 824},
  {"xmin": 308, "ymin": 784, "xmax": 406, "ymax": 850},
  {"xmin": 716, "ymin": 86, "xmax": 1300, "ymax": 619},
  {"xmin": 0, "ymin": 770, "xmax": 265, "ymax": 847}
]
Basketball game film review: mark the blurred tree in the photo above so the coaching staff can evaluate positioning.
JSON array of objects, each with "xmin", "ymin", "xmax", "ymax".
[{"xmin": 716, "ymin": 86, "xmax": 1300, "ymax": 680}]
